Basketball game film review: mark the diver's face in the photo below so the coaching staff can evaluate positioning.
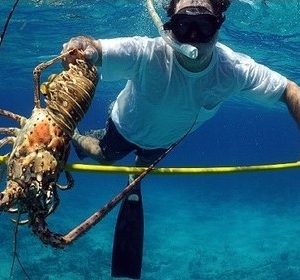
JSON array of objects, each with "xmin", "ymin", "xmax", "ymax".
[
  {"xmin": 168, "ymin": 13, "xmax": 220, "ymax": 45},
  {"xmin": 166, "ymin": 0, "xmax": 221, "ymax": 46}
]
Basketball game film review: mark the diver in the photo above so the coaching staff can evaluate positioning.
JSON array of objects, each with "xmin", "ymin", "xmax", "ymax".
[{"xmin": 61, "ymin": 0, "xmax": 300, "ymax": 279}]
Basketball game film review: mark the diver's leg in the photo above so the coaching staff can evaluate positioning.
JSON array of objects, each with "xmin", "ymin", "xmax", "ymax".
[
  {"xmin": 72, "ymin": 130, "xmax": 105, "ymax": 162},
  {"xmin": 72, "ymin": 117, "xmax": 135, "ymax": 163},
  {"xmin": 112, "ymin": 148, "xmax": 166, "ymax": 279}
]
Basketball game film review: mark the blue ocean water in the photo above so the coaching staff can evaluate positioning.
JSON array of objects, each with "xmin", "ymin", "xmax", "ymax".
[{"xmin": 1, "ymin": 0, "xmax": 300, "ymax": 279}]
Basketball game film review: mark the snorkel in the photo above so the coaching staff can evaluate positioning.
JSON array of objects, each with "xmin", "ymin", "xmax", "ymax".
[{"xmin": 146, "ymin": 0, "xmax": 198, "ymax": 59}]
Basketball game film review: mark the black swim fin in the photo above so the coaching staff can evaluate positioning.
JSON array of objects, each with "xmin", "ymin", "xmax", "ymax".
[{"xmin": 111, "ymin": 184, "xmax": 144, "ymax": 279}]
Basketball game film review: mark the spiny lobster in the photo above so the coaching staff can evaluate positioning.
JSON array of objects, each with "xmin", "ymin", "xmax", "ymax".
[
  {"xmin": 0, "ymin": 49, "xmax": 173, "ymax": 250},
  {"xmin": 0, "ymin": 50, "xmax": 99, "ymax": 248}
]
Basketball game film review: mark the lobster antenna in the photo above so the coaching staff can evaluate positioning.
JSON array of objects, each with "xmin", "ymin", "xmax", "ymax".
[
  {"xmin": 0, "ymin": 0, "xmax": 21, "ymax": 47},
  {"xmin": 9, "ymin": 212, "xmax": 31, "ymax": 280}
]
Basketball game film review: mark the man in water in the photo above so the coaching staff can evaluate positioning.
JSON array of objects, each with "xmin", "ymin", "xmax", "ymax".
[{"xmin": 62, "ymin": 0, "xmax": 300, "ymax": 278}]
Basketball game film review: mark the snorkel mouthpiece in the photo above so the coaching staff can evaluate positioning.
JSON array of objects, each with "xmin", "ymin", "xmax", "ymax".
[{"xmin": 146, "ymin": 0, "xmax": 198, "ymax": 59}]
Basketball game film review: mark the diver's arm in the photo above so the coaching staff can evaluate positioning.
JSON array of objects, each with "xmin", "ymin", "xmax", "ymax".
[
  {"xmin": 282, "ymin": 80, "xmax": 300, "ymax": 127},
  {"xmin": 62, "ymin": 35, "xmax": 103, "ymax": 66},
  {"xmin": 92, "ymin": 39, "xmax": 103, "ymax": 66}
]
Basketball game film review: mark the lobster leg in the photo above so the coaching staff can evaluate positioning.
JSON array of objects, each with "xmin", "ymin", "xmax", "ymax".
[
  {"xmin": 11, "ymin": 217, "xmax": 29, "ymax": 225},
  {"xmin": 0, "ymin": 128, "xmax": 18, "ymax": 148},
  {"xmin": 56, "ymin": 171, "xmax": 74, "ymax": 190},
  {"xmin": 0, "ymin": 128, "xmax": 20, "ymax": 136},
  {"xmin": 0, "ymin": 136, "xmax": 15, "ymax": 148},
  {"xmin": 45, "ymin": 187, "xmax": 60, "ymax": 217},
  {"xmin": 0, "ymin": 109, "xmax": 25, "ymax": 123}
]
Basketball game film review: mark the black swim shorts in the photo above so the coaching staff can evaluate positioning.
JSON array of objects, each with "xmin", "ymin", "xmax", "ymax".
[{"xmin": 94, "ymin": 118, "xmax": 167, "ymax": 164}]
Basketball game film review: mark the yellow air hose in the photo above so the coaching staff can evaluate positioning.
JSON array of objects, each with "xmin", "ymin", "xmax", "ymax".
[{"xmin": 1, "ymin": 155, "xmax": 300, "ymax": 175}]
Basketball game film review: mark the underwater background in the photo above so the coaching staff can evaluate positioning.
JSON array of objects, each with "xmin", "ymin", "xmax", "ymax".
[{"xmin": 1, "ymin": 0, "xmax": 300, "ymax": 279}]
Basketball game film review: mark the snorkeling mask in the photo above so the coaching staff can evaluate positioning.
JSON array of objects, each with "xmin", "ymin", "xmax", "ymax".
[
  {"xmin": 163, "ymin": 7, "xmax": 224, "ymax": 44},
  {"xmin": 147, "ymin": 0, "xmax": 199, "ymax": 59}
]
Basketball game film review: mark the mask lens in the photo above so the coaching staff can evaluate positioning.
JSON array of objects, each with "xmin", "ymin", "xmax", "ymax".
[{"xmin": 167, "ymin": 14, "xmax": 219, "ymax": 44}]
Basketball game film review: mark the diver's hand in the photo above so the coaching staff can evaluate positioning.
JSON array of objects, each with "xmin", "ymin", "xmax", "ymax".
[{"xmin": 61, "ymin": 36, "xmax": 102, "ymax": 67}]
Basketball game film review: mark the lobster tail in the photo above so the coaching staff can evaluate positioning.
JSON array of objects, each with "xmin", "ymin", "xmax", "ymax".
[{"xmin": 41, "ymin": 59, "xmax": 99, "ymax": 136}]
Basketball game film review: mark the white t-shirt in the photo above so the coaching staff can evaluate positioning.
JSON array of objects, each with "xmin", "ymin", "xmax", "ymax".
[{"xmin": 100, "ymin": 36, "xmax": 287, "ymax": 149}]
